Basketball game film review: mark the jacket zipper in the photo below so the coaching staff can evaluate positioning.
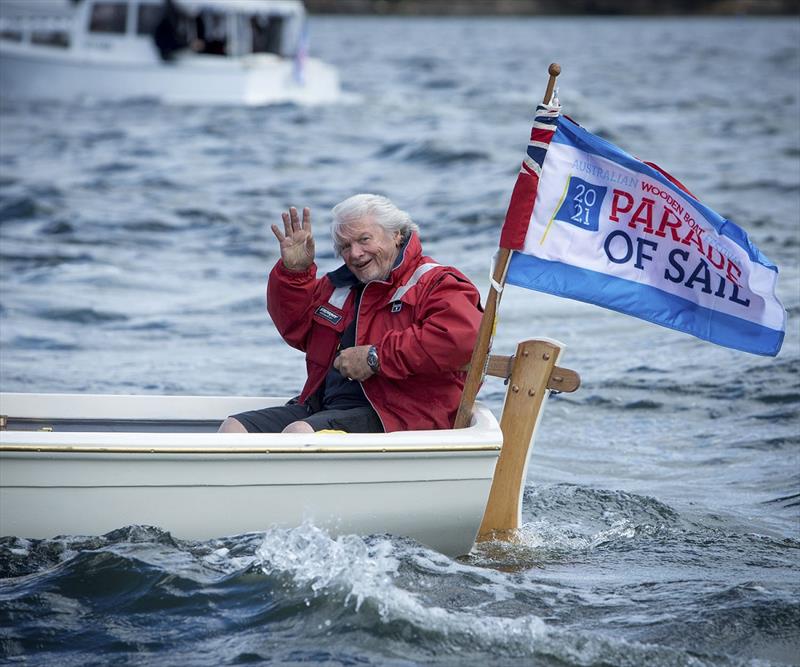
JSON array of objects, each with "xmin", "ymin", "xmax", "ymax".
[{"xmin": 355, "ymin": 279, "xmax": 387, "ymax": 433}]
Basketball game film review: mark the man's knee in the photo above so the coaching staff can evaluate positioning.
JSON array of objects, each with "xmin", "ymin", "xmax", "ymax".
[
  {"xmin": 218, "ymin": 417, "xmax": 248, "ymax": 433},
  {"xmin": 282, "ymin": 420, "xmax": 315, "ymax": 434}
]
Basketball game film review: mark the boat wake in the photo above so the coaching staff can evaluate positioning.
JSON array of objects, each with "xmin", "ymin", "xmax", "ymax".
[
  {"xmin": 254, "ymin": 522, "xmax": 730, "ymax": 666},
  {"xmin": 257, "ymin": 520, "xmax": 548, "ymax": 651},
  {"xmin": 2, "ymin": 514, "xmax": 795, "ymax": 666}
]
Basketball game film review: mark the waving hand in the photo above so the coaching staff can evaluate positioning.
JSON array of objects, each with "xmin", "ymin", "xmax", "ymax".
[{"xmin": 271, "ymin": 206, "xmax": 315, "ymax": 272}]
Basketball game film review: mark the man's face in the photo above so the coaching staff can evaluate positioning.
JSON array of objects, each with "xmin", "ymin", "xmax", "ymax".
[{"xmin": 339, "ymin": 218, "xmax": 402, "ymax": 283}]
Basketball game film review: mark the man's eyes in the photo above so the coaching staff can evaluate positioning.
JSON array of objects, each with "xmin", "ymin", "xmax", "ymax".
[{"xmin": 342, "ymin": 236, "xmax": 371, "ymax": 251}]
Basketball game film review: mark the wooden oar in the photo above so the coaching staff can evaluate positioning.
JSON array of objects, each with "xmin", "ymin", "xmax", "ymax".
[{"xmin": 454, "ymin": 63, "xmax": 561, "ymax": 429}]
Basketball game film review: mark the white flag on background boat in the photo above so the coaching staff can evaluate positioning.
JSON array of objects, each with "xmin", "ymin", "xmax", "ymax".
[{"xmin": 499, "ymin": 103, "xmax": 786, "ymax": 356}]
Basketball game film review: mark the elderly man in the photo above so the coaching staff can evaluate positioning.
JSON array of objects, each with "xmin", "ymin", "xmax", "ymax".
[{"xmin": 219, "ymin": 194, "xmax": 482, "ymax": 434}]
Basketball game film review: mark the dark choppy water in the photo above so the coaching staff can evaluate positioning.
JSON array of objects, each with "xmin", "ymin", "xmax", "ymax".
[{"xmin": 1, "ymin": 15, "xmax": 799, "ymax": 666}]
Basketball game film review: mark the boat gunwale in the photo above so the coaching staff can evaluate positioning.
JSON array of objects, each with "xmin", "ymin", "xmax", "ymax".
[
  {"xmin": 0, "ymin": 443, "xmax": 502, "ymax": 455},
  {"xmin": 0, "ymin": 394, "xmax": 503, "ymax": 455}
]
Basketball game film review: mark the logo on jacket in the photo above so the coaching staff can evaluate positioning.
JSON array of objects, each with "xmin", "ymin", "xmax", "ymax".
[
  {"xmin": 391, "ymin": 302, "xmax": 403, "ymax": 314},
  {"xmin": 315, "ymin": 306, "xmax": 343, "ymax": 325}
]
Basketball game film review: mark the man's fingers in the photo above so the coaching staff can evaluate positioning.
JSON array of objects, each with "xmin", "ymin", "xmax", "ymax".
[
  {"xmin": 331, "ymin": 346, "xmax": 373, "ymax": 382},
  {"xmin": 281, "ymin": 206, "xmax": 312, "ymax": 238},
  {"xmin": 271, "ymin": 224, "xmax": 285, "ymax": 243},
  {"xmin": 289, "ymin": 206, "xmax": 300, "ymax": 231},
  {"xmin": 333, "ymin": 355, "xmax": 351, "ymax": 378}
]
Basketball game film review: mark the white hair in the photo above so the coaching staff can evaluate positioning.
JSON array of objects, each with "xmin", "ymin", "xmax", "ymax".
[{"xmin": 330, "ymin": 194, "xmax": 419, "ymax": 256}]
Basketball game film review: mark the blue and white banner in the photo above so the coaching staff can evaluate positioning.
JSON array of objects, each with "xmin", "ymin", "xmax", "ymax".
[{"xmin": 502, "ymin": 111, "xmax": 786, "ymax": 356}]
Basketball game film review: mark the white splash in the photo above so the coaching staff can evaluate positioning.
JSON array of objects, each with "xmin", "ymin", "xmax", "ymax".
[
  {"xmin": 255, "ymin": 521, "xmax": 549, "ymax": 651},
  {"xmin": 254, "ymin": 523, "xmax": 712, "ymax": 664}
]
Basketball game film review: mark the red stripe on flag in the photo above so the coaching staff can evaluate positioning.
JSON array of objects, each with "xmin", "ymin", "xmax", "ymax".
[
  {"xmin": 499, "ymin": 170, "xmax": 539, "ymax": 250},
  {"xmin": 530, "ymin": 128, "xmax": 554, "ymax": 144}
]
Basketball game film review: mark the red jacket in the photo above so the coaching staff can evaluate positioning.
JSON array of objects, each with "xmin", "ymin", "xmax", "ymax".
[{"xmin": 267, "ymin": 233, "xmax": 482, "ymax": 432}]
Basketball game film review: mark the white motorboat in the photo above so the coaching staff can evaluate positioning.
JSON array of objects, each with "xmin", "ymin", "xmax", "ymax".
[
  {"xmin": 0, "ymin": 0, "xmax": 340, "ymax": 105},
  {"xmin": 0, "ymin": 339, "xmax": 579, "ymax": 557}
]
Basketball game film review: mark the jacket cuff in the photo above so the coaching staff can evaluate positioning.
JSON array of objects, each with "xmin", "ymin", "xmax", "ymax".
[{"xmin": 273, "ymin": 260, "xmax": 315, "ymax": 280}]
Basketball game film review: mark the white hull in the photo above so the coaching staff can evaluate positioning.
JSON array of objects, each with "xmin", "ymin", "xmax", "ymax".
[
  {"xmin": 0, "ymin": 47, "xmax": 340, "ymax": 106},
  {"xmin": 0, "ymin": 0, "xmax": 340, "ymax": 106},
  {"xmin": 0, "ymin": 394, "xmax": 502, "ymax": 557}
]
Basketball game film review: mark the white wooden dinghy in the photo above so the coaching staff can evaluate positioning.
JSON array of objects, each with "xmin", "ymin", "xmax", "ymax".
[{"xmin": 0, "ymin": 339, "xmax": 579, "ymax": 556}]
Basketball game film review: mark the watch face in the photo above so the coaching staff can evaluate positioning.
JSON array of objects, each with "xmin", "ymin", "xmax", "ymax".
[{"xmin": 367, "ymin": 347, "xmax": 379, "ymax": 370}]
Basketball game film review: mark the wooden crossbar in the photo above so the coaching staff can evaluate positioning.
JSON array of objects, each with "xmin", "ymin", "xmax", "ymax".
[{"xmin": 461, "ymin": 356, "xmax": 580, "ymax": 393}]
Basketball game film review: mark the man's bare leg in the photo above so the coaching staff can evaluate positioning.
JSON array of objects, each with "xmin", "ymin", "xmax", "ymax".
[
  {"xmin": 218, "ymin": 417, "xmax": 248, "ymax": 433},
  {"xmin": 282, "ymin": 421, "xmax": 314, "ymax": 433}
]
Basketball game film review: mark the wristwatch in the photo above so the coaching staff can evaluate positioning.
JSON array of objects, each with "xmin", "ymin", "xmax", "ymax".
[{"xmin": 366, "ymin": 345, "xmax": 380, "ymax": 373}]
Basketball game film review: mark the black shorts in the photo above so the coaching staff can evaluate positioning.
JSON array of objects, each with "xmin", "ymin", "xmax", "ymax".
[{"xmin": 231, "ymin": 401, "xmax": 384, "ymax": 434}]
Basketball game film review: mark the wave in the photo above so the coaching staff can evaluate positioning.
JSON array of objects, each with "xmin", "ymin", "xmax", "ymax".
[
  {"xmin": 7, "ymin": 335, "xmax": 79, "ymax": 351},
  {"xmin": 0, "ymin": 251, "xmax": 94, "ymax": 269},
  {"xmin": 376, "ymin": 140, "xmax": 490, "ymax": 166},
  {"xmin": 174, "ymin": 208, "xmax": 230, "ymax": 225},
  {"xmin": 468, "ymin": 484, "xmax": 799, "ymax": 568},
  {"xmin": 90, "ymin": 161, "xmax": 136, "ymax": 174},
  {"xmin": 120, "ymin": 219, "xmax": 187, "ymax": 233},
  {"xmin": 254, "ymin": 522, "xmax": 739, "ymax": 666},
  {"xmin": 40, "ymin": 220, "xmax": 75, "ymax": 235},
  {"xmin": 1, "ymin": 515, "xmax": 795, "ymax": 666},
  {"xmin": 586, "ymin": 356, "xmax": 799, "ymax": 410},
  {"xmin": 34, "ymin": 307, "xmax": 128, "ymax": 324},
  {"xmin": 0, "ymin": 196, "xmax": 40, "ymax": 223}
]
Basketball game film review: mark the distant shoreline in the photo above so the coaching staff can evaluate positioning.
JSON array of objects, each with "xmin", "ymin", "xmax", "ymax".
[{"xmin": 304, "ymin": 0, "xmax": 798, "ymax": 15}]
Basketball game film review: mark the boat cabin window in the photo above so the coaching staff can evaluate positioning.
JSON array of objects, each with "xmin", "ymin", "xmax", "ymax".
[
  {"xmin": 136, "ymin": 4, "xmax": 163, "ymax": 36},
  {"xmin": 89, "ymin": 2, "xmax": 128, "ymax": 34},
  {"xmin": 195, "ymin": 10, "xmax": 227, "ymax": 56},
  {"xmin": 31, "ymin": 31, "xmax": 70, "ymax": 48},
  {"xmin": 251, "ymin": 15, "xmax": 283, "ymax": 55}
]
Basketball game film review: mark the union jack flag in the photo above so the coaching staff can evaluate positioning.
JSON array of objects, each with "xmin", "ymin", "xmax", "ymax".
[{"xmin": 500, "ymin": 102, "xmax": 560, "ymax": 251}]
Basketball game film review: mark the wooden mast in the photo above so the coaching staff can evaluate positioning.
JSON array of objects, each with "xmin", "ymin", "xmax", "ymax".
[{"xmin": 454, "ymin": 63, "xmax": 561, "ymax": 429}]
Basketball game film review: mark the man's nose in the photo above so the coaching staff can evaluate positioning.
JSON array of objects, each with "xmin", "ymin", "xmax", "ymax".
[{"xmin": 349, "ymin": 243, "xmax": 365, "ymax": 259}]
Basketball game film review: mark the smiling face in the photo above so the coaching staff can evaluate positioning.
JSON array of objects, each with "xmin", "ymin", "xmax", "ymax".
[{"xmin": 338, "ymin": 217, "xmax": 402, "ymax": 283}]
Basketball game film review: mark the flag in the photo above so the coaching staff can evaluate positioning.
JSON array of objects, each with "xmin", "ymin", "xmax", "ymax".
[
  {"xmin": 293, "ymin": 24, "xmax": 309, "ymax": 85},
  {"xmin": 500, "ymin": 103, "xmax": 786, "ymax": 357}
]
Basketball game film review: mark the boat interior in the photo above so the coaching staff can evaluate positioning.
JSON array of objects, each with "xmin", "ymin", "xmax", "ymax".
[
  {"xmin": 0, "ymin": 349, "xmax": 581, "ymax": 435},
  {"xmin": 2, "ymin": 417, "xmax": 222, "ymax": 433}
]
